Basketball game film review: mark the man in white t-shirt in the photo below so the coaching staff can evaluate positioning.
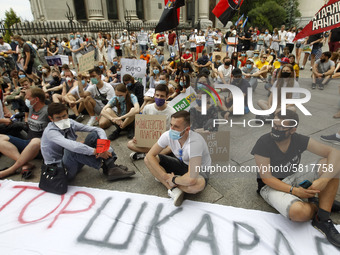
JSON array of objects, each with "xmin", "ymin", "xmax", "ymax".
[
  {"xmin": 83, "ymin": 66, "xmax": 115, "ymax": 126},
  {"xmin": 217, "ymin": 57, "xmax": 232, "ymax": 84},
  {"xmin": 278, "ymin": 25, "xmax": 287, "ymax": 55},
  {"xmin": 127, "ymin": 84, "xmax": 176, "ymax": 161},
  {"xmin": 145, "ymin": 111, "xmax": 211, "ymax": 206}
]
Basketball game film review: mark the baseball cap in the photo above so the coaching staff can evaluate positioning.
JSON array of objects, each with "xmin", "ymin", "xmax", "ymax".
[{"xmin": 280, "ymin": 57, "xmax": 289, "ymax": 64}]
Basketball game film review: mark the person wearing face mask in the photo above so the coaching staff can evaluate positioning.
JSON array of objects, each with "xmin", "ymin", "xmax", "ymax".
[
  {"xmin": 239, "ymin": 51, "xmax": 248, "ymax": 67},
  {"xmin": 154, "ymin": 48, "xmax": 164, "ymax": 66},
  {"xmin": 122, "ymin": 74, "xmax": 145, "ymax": 107},
  {"xmin": 99, "ymin": 83, "xmax": 139, "ymax": 140},
  {"xmin": 41, "ymin": 65, "xmax": 53, "ymax": 87},
  {"xmin": 242, "ymin": 59, "xmax": 259, "ymax": 91},
  {"xmin": 252, "ymin": 49, "xmax": 260, "ymax": 62},
  {"xmin": 84, "ymin": 66, "xmax": 115, "ymax": 126},
  {"xmin": 258, "ymin": 64, "xmax": 300, "ymax": 113},
  {"xmin": 255, "ymin": 54, "xmax": 270, "ymax": 81},
  {"xmin": 41, "ymin": 103, "xmax": 133, "ymax": 182},
  {"xmin": 145, "ymin": 110, "xmax": 211, "ymax": 206},
  {"xmin": 219, "ymin": 68, "xmax": 251, "ymax": 120},
  {"xmin": 312, "ymin": 51, "xmax": 335, "ymax": 90},
  {"xmin": 127, "ymin": 84, "xmax": 176, "ymax": 160},
  {"xmin": 181, "ymin": 48, "xmax": 193, "ymax": 63},
  {"xmin": 120, "ymin": 29, "xmax": 131, "ymax": 57},
  {"xmin": 0, "ymin": 88, "xmax": 49, "ymax": 179},
  {"xmin": 140, "ymin": 65, "xmax": 162, "ymax": 112},
  {"xmin": 252, "ymin": 110, "xmax": 340, "ymax": 248},
  {"xmin": 69, "ymin": 32, "xmax": 85, "ymax": 72},
  {"xmin": 140, "ymin": 50, "xmax": 151, "ymax": 64},
  {"xmin": 216, "ymin": 57, "xmax": 232, "ymax": 84},
  {"xmin": 47, "ymin": 37, "xmax": 59, "ymax": 56},
  {"xmin": 194, "ymin": 49, "xmax": 211, "ymax": 74},
  {"xmin": 52, "ymin": 69, "xmax": 77, "ymax": 104}
]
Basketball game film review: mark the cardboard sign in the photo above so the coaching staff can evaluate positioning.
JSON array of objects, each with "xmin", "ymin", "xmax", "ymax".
[
  {"xmin": 135, "ymin": 114, "xmax": 166, "ymax": 148},
  {"xmin": 137, "ymin": 34, "xmax": 148, "ymax": 45},
  {"xmin": 167, "ymin": 87, "xmax": 197, "ymax": 112},
  {"xmin": 227, "ymin": 37, "xmax": 238, "ymax": 45},
  {"xmin": 144, "ymin": 88, "xmax": 155, "ymax": 97},
  {"xmin": 121, "ymin": 58, "xmax": 147, "ymax": 93},
  {"xmin": 96, "ymin": 139, "xmax": 110, "ymax": 153},
  {"xmin": 44, "ymin": 55, "xmax": 68, "ymax": 66},
  {"xmin": 303, "ymin": 44, "xmax": 312, "ymax": 53},
  {"xmin": 197, "ymin": 131, "xmax": 230, "ymax": 162},
  {"xmin": 78, "ymin": 51, "xmax": 95, "ymax": 73},
  {"xmin": 196, "ymin": 36, "xmax": 206, "ymax": 44}
]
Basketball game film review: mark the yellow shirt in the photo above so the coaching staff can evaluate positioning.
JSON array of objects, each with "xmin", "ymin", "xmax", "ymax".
[
  {"xmin": 255, "ymin": 60, "xmax": 269, "ymax": 70},
  {"xmin": 273, "ymin": 61, "xmax": 281, "ymax": 69},
  {"xmin": 293, "ymin": 63, "xmax": 300, "ymax": 78}
]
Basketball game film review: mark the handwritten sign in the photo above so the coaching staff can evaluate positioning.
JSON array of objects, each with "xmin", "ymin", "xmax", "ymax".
[
  {"xmin": 197, "ymin": 131, "xmax": 230, "ymax": 162},
  {"xmin": 96, "ymin": 139, "xmax": 110, "ymax": 153},
  {"xmin": 168, "ymin": 87, "xmax": 197, "ymax": 112},
  {"xmin": 78, "ymin": 50, "xmax": 95, "ymax": 73},
  {"xmin": 135, "ymin": 114, "xmax": 166, "ymax": 148},
  {"xmin": 196, "ymin": 36, "xmax": 206, "ymax": 44},
  {"xmin": 121, "ymin": 58, "xmax": 147, "ymax": 93}
]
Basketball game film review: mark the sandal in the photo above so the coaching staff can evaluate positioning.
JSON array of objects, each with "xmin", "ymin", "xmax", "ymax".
[{"xmin": 21, "ymin": 165, "xmax": 35, "ymax": 180}]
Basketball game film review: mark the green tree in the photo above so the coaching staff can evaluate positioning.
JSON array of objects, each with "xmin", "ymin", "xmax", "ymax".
[{"xmin": 3, "ymin": 8, "xmax": 21, "ymax": 43}]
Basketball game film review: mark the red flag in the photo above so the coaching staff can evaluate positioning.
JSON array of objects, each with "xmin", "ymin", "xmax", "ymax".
[
  {"xmin": 212, "ymin": 0, "xmax": 244, "ymax": 26},
  {"xmin": 155, "ymin": 0, "xmax": 185, "ymax": 33},
  {"xmin": 165, "ymin": 0, "xmax": 181, "ymax": 22},
  {"xmin": 294, "ymin": 0, "xmax": 340, "ymax": 41}
]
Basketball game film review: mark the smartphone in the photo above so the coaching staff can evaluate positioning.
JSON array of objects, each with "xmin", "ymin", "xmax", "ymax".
[{"xmin": 299, "ymin": 180, "xmax": 313, "ymax": 189}]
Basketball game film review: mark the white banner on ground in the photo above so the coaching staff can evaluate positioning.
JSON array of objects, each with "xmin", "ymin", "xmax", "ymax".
[
  {"xmin": 0, "ymin": 180, "xmax": 338, "ymax": 255},
  {"xmin": 44, "ymin": 55, "xmax": 69, "ymax": 66},
  {"xmin": 167, "ymin": 87, "xmax": 197, "ymax": 112},
  {"xmin": 121, "ymin": 58, "xmax": 147, "ymax": 93}
]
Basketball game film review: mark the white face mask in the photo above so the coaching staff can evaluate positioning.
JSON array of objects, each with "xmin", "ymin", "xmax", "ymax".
[
  {"xmin": 54, "ymin": 118, "xmax": 71, "ymax": 130},
  {"xmin": 66, "ymin": 77, "xmax": 72, "ymax": 82},
  {"xmin": 42, "ymin": 69, "xmax": 48, "ymax": 73}
]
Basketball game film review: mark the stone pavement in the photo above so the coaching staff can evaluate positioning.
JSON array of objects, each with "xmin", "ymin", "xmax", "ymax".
[{"xmin": 1, "ymin": 47, "xmax": 340, "ymax": 223}]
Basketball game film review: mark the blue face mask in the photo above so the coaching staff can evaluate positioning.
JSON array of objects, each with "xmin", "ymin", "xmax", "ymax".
[
  {"xmin": 99, "ymin": 65, "xmax": 104, "ymax": 69},
  {"xmin": 159, "ymin": 80, "xmax": 166, "ymax": 85},
  {"xmin": 91, "ymin": 78, "xmax": 99, "ymax": 84},
  {"xmin": 265, "ymin": 32, "xmax": 269, "ymax": 35},
  {"xmin": 183, "ymin": 69, "xmax": 189, "ymax": 73},
  {"xmin": 169, "ymin": 128, "xmax": 186, "ymax": 140},
  {"xmin": 77, "ymin": 34, "xmax": 81, "ymax": 38},
  {"xmin": 81, "ymin": 80, "xmax": 86, "ymax": 85},
  {"xmin": 247, "ymin": 64, "xmax": 252, "ymax": 69},
  {"xmin": 113, "ymin": 61, "xmax": 118, "ymax": 65},
  {"xmin": 19, "ymin": 74, "xmax": 26, "ymax": 79},
  {"xmin": 254, "ymin": 54, "xmax": 259, "ymax": 57},
  {"xmin": 117, "ymin": 96, "xmax": 125, "ymax": 103},
  {"xmin": 179, "ymin": 81, "xmax": 184, "ymax": 86},
  {"xmin": 126, "ymin": 82, "xmax": 132, "ymax": 87},
  {"xmin": 153, "ymin": 69, "xmax": 160, "ymax": 75},
  {"xmin": 241, "ymin": 54, "xmax": 246, "ymax": 57}
]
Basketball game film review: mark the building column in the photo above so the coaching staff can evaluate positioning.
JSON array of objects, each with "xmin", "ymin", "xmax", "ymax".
[
  {"xmin": 179, "ymin": 6, "xmax": 184, "ymax": 23},
  {"xmin": 123, "ymin": 0, "xmax": 140, "ymax": 21},
  {"xmin": 198, "ymin": 0, "xmax": 212, "ymax": 28},
  {"xmin": 87, "ymin": 0, "xmax": 105, "ymax": 20}
]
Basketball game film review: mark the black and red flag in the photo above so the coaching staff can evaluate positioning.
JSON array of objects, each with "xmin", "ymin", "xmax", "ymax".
[
  {"xmin": 294, "ymin": 0, "xmax": 340, "ymax": 41},
  {"xmin": 155, "ymin": 0, "xmax": 185, "ymax": 33},
  {"xmin": 212, "ymin": 0, "xmax": 244, "ymax": 26}
]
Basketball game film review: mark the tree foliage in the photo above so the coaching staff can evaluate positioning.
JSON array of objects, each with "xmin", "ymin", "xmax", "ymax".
[{"xmin": 3, "ymin": 8, "xmax": 21, "ymax": 43}]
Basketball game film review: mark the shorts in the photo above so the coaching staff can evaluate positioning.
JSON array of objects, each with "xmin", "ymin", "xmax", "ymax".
[
  {"xmin": 25, "ymin": 61, "xmax": 34, "ymax": 75},
  {"xmin": 72, "ymin": 52, "xmax": 82, "ymax": 65},
  {"xmin": 296, "ymin": 43, "xmax": 304, "ymax": 49},
  {"xmin": 190, "ymin": 47, "xmax": 196, "ymax": 52},
  {"xmin": 259, "ymin": 160, "xmax": 319, "ymax": 219},
  {"xmin": 311, "ymin": 47, "xmax": 321, "ymax": 55},
  {"xmin": 94, "ymin": 102, "xmax": 104, "ymax": 115},
  {"xmin": 158, "ymin": 154, "xmax": 209, "ymax": 187},
  {"xmin": 8, "ymin": 135, "xmax": 31, "ymax": 153}
]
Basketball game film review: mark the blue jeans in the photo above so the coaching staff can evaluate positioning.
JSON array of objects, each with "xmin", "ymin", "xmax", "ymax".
[{"xmin": 62, "ymin": 132, "xmax": 117, "ymax": 180}]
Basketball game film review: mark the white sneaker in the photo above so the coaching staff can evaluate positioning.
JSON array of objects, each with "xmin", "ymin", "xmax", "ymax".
[
  {"xmin": 87, "ymin": 116, "xmax": 96, "ymax": 126},
  {"xmin": 168, "ymin": 188, "xmax": 184, "ymax": 207},
  {"xmin": 129, "ymin": 152, "xmax": 146, "ymax": 161}
]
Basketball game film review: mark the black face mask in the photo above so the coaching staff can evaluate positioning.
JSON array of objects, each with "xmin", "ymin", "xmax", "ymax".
[
  {"xmin": 225, "ymin": 62, "xmax": 231, "ymax": 66},
  {"xmin": 320, "ymin": 59, "xmax": 326, "ymax": 63},
  {"xmin": 281, "ymin": 72, "xmax": 291, "ymax": 78},
  {"xmin": 271, "ymin": 128, "xmax": 290, "ymax": 142},
  {"xmin": 53, "ymin": 76, "xmax": 60, "ymax": 82}
]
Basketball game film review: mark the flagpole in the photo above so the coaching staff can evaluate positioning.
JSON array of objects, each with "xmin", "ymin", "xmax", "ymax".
[
  {"xmin": 229, "ymin": 8, "xmax": 242, "ymax": 84},
  {"xmin": 175, "ymin": 26, "xmax": 183, "ymax": 81}
]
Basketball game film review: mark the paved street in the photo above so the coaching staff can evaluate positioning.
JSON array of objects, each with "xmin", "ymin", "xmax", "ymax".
[{"xmin": 1, "ymin": 47, "xmax": 340, "ymax": 223}]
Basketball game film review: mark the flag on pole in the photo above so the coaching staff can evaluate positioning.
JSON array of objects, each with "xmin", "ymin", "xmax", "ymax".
[
  {"xmin": 235, "ymin": 14, "xmax": 244, "ymax": 26},
  {"xmin": 242, "ymin": 16, "xmax": 248, "ymax": 28},
  {"xmin": 155, "ymin": 0, "xmax": 185, "ymax": 33},
  {"xmin": 294, "ymin": 0, "xmax": 340, "ymax": 41},
  {"xmin": 212, "ymin": 0, "xmax": 244, "ymax": 26}
]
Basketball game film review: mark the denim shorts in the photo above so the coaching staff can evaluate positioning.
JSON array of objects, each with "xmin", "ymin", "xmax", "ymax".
[
  {"xmin": 8, "ymin": 135, "xmax": 31, "ymax": 153},
  {"xmin": 260, "ymin": 160, "xmax": 319, "ymax": 219}
]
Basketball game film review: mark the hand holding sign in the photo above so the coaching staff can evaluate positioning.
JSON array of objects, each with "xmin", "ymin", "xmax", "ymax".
[{"xmin": 96, "ymin": 139, "xmax": 111, "ymax": 153}]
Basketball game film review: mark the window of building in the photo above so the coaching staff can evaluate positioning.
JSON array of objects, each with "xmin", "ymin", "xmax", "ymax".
[
  {"xmin": 135, "ymin": 0, "xmax": 144, "ymax": 20},
  {"xmin": 107, "ymin": 0, "xmax": 119, "ymax": 20},
  {"xmin": 73, "ymin": 0, "xmax": 87, "ymax": 20},
  {"xmin": 186, "ymin": 0, "xmax": 194, "ymax": 21}
]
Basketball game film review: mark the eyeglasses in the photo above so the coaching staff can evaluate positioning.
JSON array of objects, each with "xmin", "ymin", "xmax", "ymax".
[
  {"xmin": 262, "ymin": 57, "xmax": 267, "ymax": 59},
  {"xmin": 178, "ymin": 149, "xmax": 183, "ymax": 161}
]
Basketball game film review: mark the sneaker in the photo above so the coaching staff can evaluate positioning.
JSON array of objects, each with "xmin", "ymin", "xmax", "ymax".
[
  {"xmin": 108, "ymin": 129, "xmax": 121, "ymax": 140},
  {"xmin": 69, "ymin": 114, "xmax": 77, "ymax": 120},
  {"xmin": 75, "ymin": 114, "xmax": 85, "ymax": 123},
  {"xmin": 168, "ymin": 187, "xmax": 184, "ymax": 207},
  {"xmin": 320, "ymin": 134, "xmax": 340, "ymax": 145},
  {"xmin": 318, "ymin": 84, "xmax": 324, "ymax": 90},
  {"xmin": 10, "ymin": 114, "xmax": 18, "ymax": 122},
  {"xmin": 106, "ymin": 166, "xmax": 135, "ymax": 181},
  {"xmin": 308, "ymin": 197, "xmax": 340, "ymax": 212},
  {"xmin": 312, "ymin": 215, "xmax": 340, "ymax": 248},
  {"xmin": 300, "ymin": 65, "xmax": 304, "ymax": 70},
  {"xmin": 87, "ymin": 116, "xmax": 96, "ymax": 126},
  {"xmin": 129, "ymin": 152, "xmax": 146, "ymax": 161},
  {"xmin": 310, "ymin": 67, "xmax": 313, "ymax": 71},
  {"xmin": 312, "ymin": 83, "xmax": 316, "ymax": 89}
]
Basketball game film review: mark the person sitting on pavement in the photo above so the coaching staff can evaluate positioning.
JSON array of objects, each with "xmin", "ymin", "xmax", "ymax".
[
  {"xmin": 255, "ymin": 53, "xmax": 270, "ymax": 81},
  {"xmin": 84, "ymin": 66, "xmax": 115, "ymax": 126},
  {"xmin": 41, "ymin": 103, "xmax": 134, "ymax": 182},
  {"xmin": 242, "ymin": 58, "xmax": 260, "ymax": 91},
  {"xmin": 122, "ymin": 74, "xmax": 144, "ymax": 107},
  {"xmin": 251, "ymin": 110, "xmax": 340, "ymax": 248},
  {"xmin": 144, "ymin": 110, "xmax": 211, "ymax": 206},
  {"xmin": 99, "ymin": 83, "xmax": 139, "ymax": 140},
  {"xmin": 127, "ymin": 84, "xmax": 176, "ymax": 161},
  {"xmin": 193, "ymin": 49, "xmax": 212, "ymax": 74},
  {"xmin": 52, "ymin": 68, "xmax": 77, "ymax": 103},
  {"xmin": 216, "ymin": 57, "xmax": 232, "ymax": 84},
  {"xmin": 0, "ymin": 88, "xmax": 49, "ymax": 179},
  {"xmin": 219, "ymin": 68, "xmax": 251, "ymax": 120},
  {"xmin": 312, "ymin": 51, "xmax": 335, "ymax": 90}
]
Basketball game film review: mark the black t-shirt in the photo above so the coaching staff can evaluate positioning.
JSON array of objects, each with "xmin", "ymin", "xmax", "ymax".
[
  {"xmin": 197, "ymin": 55, "xmax": 210, "ymax": 66},
  {"xmin": 307, "ymin": 33, "xmax": 323, "ymax": 49},
  {"xmin": 330, "ymin": 27, "xmax": 340, "ymax": 42},
  {"xmin": 23, "ymin": 43, "xmax": 35, "ymax": 62},
  {"xmin": 228, "ymin": 78, "xmax": 250, "ymax": 106},
  {"xmin": 110, "ymin": 65, "xmax": 117, "ymax": 74},
  {"xmin": 128, "ymin": 81, "xmax": 144, "ymax": 107},
  {"xmin": 251, "ymin": 133, "xmax": 310, "ymax": 192},
  {"xmin": 243, "ymin": 32, "xmax": 251, "ymax": 47}
]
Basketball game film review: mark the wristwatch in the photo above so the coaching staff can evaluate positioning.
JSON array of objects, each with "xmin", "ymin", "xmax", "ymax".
[{"xmin": 172, "ymin": 175, "xmax": 178, "ymax": 185}]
